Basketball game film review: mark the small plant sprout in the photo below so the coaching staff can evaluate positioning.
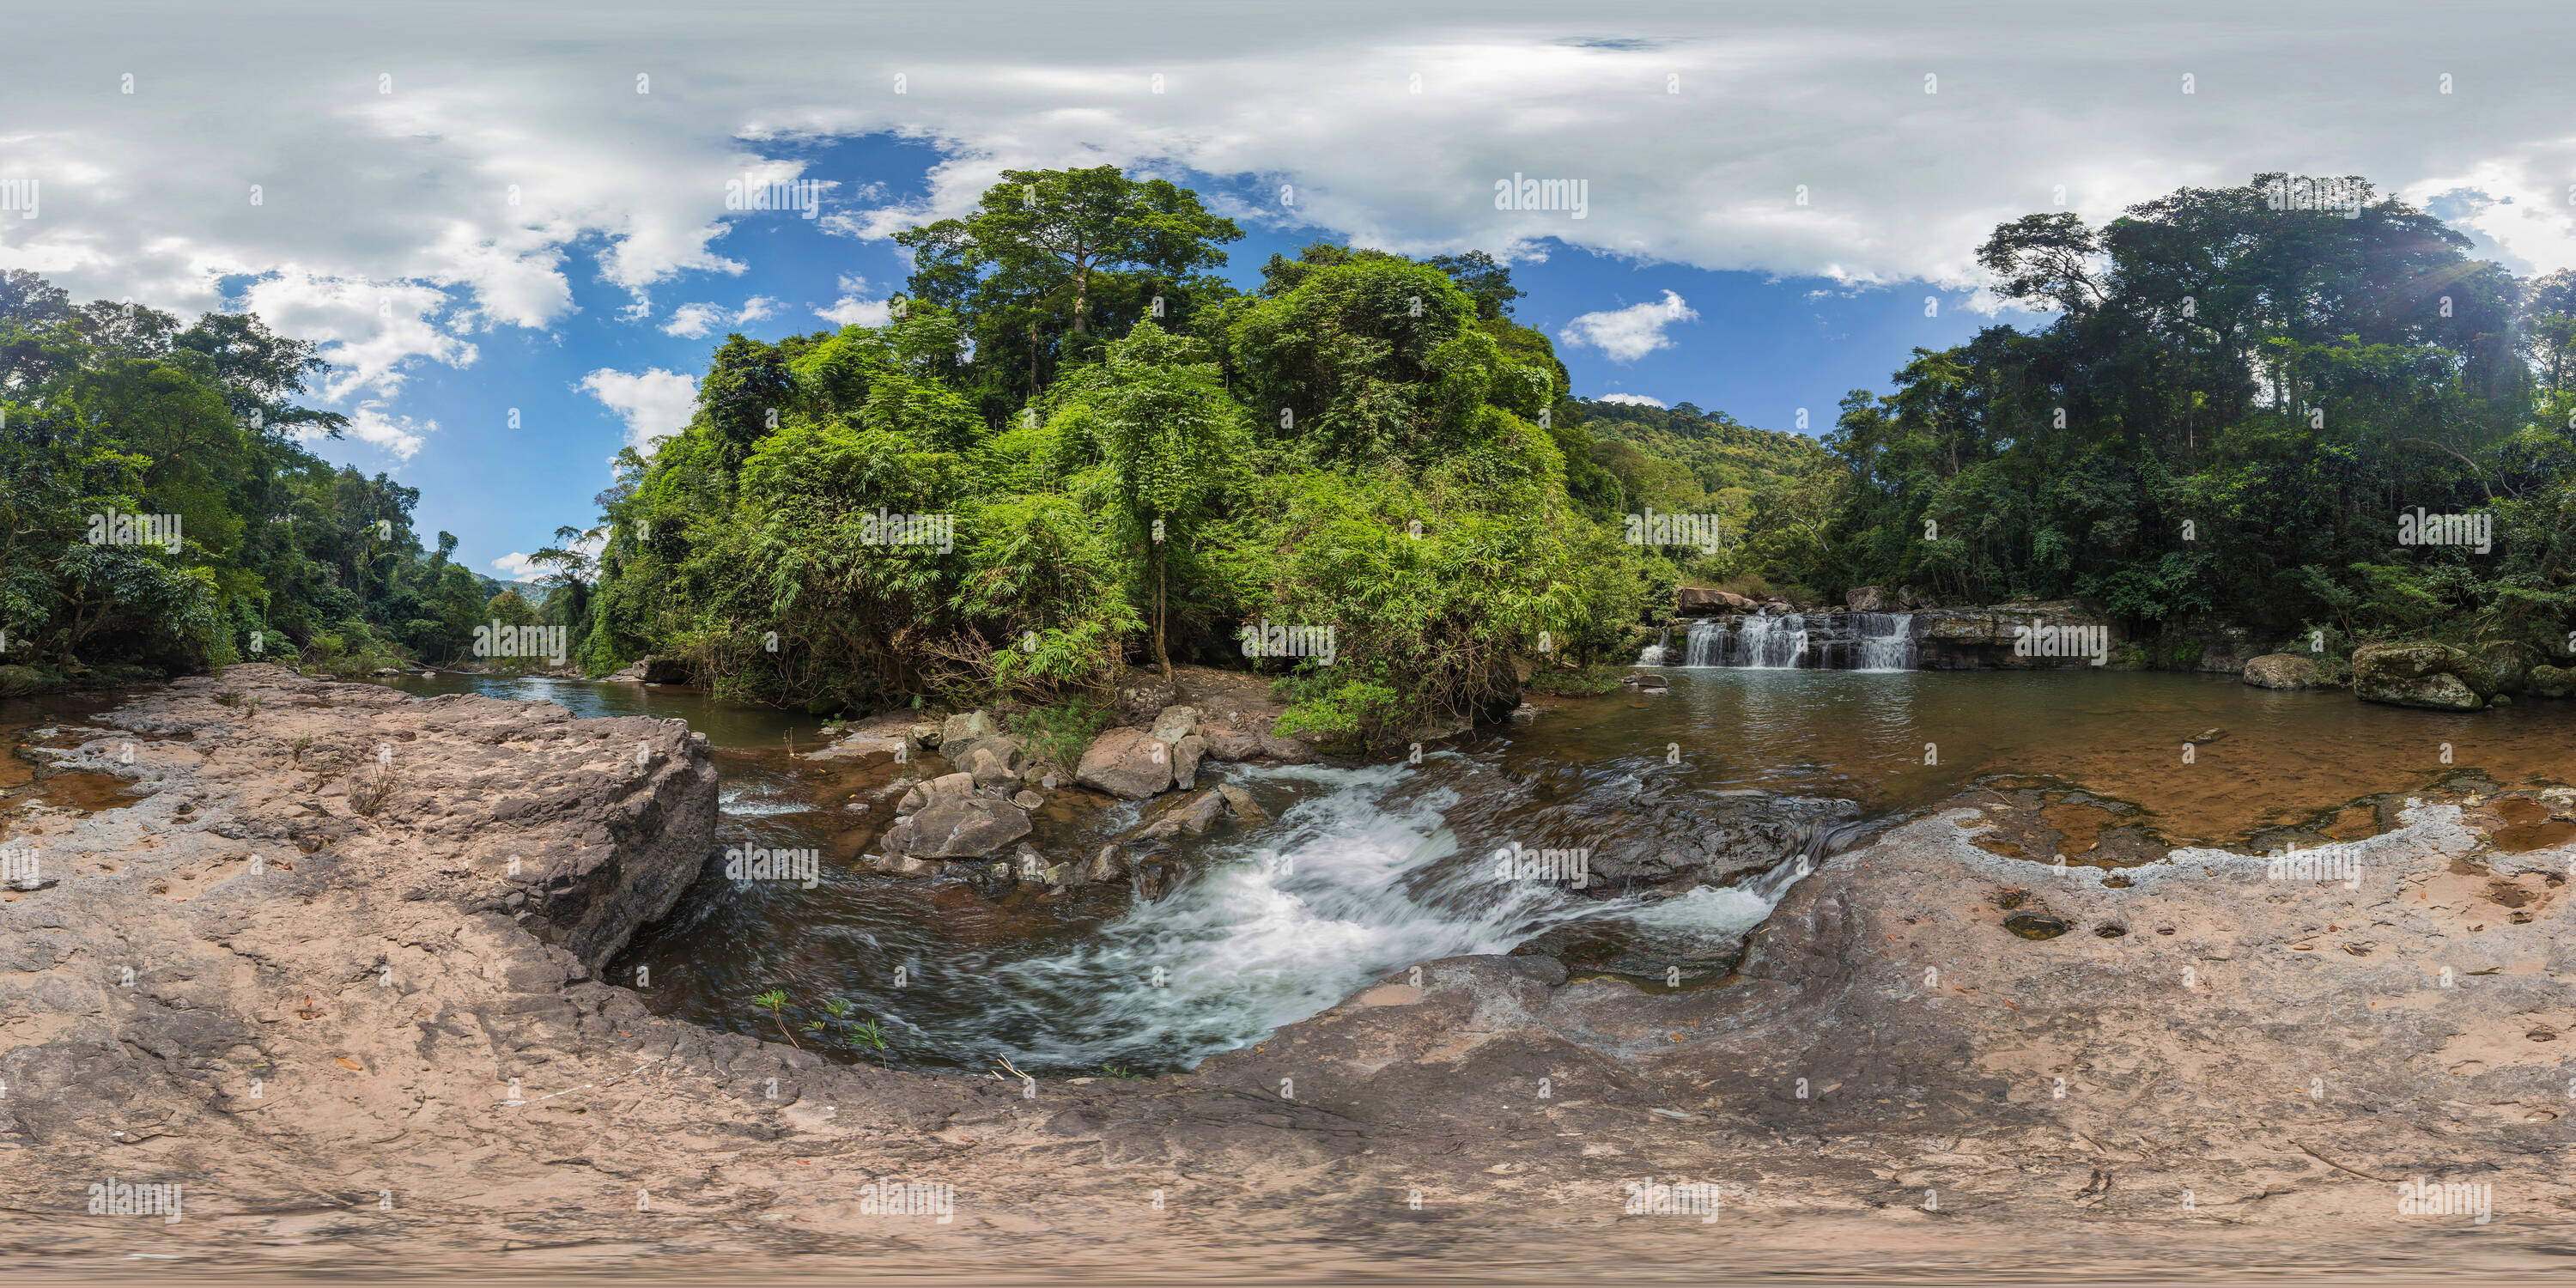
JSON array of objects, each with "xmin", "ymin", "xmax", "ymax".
[{"xmin": 752, "ymin": 988, "xmax": 800, "ymax": 1048}]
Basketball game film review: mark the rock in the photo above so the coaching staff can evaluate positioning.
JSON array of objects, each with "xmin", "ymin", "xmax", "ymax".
[
  {"xmin": 1844, "ymin": 585, "xmax": 1887, "ymax": 612},
  {"xmin": 1171, "ymin": 733, "xmax": 1206, "ymax": 790},
  {"xmin": 2352, "ymin": 642, "xmax": 2490, "ymax": 710},
  {"xmin": 1216, "ymin": 782, "xmax": 1267, "ymax": 823},
  {"xmin": 940, "ymin": 709, "xmax": 999, "ymax": 750},
  {"xmin": 880, "ymin": 795, "xmax": 1032, "ymax": 859},
  {"xmin": 1676, "ymin": 587, "xmax": 1758, "ymax": 617},
  {"xmin": 961, "ymin": 738, "xmax": 1025, "ymax": 791},
  {"xmin": 0, "ymin": 664, "xmax": 57, "ymax": 697},
  {"xmin": 1897, "ymin": 585, "xmax": 1927, "ymax": 610},
  {"xmin": 1623, "ymin": 672, "xmax": 1668, "ymax": 692},
  {"xmin": 1177, "ymin": 790, "xmax": 1229, "ymax": 834},
  {"xmin": 1012, "ymin": 788, "xmax": 1045, "ymax": 810},
  {"xmin": 1084, "ymin": 845, "xmax": 1127, "ymax": 883},
  {"xmin": 2241, "ymin": 653, "xmax": 2320, "ymax": 690},
  {"xmin": 372, "ymin": 666, "xmax": 401, "ymax": 677},
  {"xmin": 2470, "ymin": 641, "xmax": 2537, "ymax": 696},
  {"xmin": 908, "ymin": 720, "xmax": 942, "ymax": 749},
  {"xmin": 2530, "ymin": 664, "xmax": 2574, "ymax": 699},
  {"xmin": 1256, "ymin": 730, "xmax": 1320, "ymax": 765},
  {"xmin": 1405, "ymin": 712, "xmax": 1473, "ymax": 743},
  {"xmin": 639, "ymin": 655, "xmax": 693, "ymax": 684},
  {"xmin": 1150, "ymin": 705, "xmax": 1199, "ymax": 743},
  {"xmin": 1076, "ymin": 726, "xmax": 1176, "ymax": 799},
  {"xmin": 605, "ymin": 659, "xmax": 648, "ymax": 683},
  {"xmin": 1115, "ymin": 675, "xmax": 1181, "ymax": 726},
  {"xmin": 1197, "ymin": 726, "xmax": 1263, "ymax": 762}
]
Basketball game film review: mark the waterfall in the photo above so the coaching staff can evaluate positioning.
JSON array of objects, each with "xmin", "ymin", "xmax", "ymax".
[
  {"xmin": 1855, "ymin": 612, "xmax": 1918, "ymax": 671},
  {"xmin": 1635, "ymin": 624, "xmax": 1672, "ymax": 666},
  {"xmin": 1734, "ymin": 613, "xmax": 1807, "ymax": 668},
  {"xmin": 1680, "ymin": 619, "xmax": 1724, "ymax": 667}
]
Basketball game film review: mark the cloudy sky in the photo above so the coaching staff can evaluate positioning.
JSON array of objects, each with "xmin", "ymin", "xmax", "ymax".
[{"xmin": 3, "ymin": 1, "xmax": 2567, "ymax": 580}]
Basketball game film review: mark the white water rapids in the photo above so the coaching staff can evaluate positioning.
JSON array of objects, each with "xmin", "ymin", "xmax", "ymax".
[{"xmin": 929, "ymin": 758, "xmax": 1813, "ymax": 1072}]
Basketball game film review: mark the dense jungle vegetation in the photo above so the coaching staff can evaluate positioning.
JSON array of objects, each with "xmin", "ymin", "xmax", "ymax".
[
  {"xmin": 0, "ymin": 269, "xmax": 535, "ymax": 692},
  {"xmin": 7, "ymin": 167, "xmax": 2568, "ymax": 734}
]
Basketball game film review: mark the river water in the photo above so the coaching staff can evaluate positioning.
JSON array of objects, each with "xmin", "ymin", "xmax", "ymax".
[{"xmin": 9, "ymin": 668, "xmax": 2567, "ymax": 1077}]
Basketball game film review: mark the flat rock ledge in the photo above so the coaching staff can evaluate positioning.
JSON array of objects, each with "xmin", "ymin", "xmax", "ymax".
[{"xmin": 3, "ymin": 665, "xmax": 2568, "ymax": 1273}]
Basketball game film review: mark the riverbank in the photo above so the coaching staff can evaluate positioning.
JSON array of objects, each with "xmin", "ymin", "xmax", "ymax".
[{"xmin": 4, "ymin": 665, "xmax": 2572, "ymax": 1275}]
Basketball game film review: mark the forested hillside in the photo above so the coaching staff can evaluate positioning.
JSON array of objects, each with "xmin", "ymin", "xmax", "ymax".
[
  {"xmin": 573, "ymin": 168, "xmax": 1676, "ymax": 741},
  {"xmin": 0, "ymin": 270, "xmax": 528, "ymax": 691},
  {"xmin": 1744, "ymin": 175, "xmax": 2575, "ymax": 653}
]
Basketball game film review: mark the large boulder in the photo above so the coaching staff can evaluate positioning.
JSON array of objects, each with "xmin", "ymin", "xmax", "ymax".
[
  {"xmin": 1196, "ymin": 726, "xmax": 1263, "ymax": 762},
  {"xmin": 1150, "ymin": 705, "xmax": 1199, "ymax": 743},
  {"xmin": 879, "ymin": 795, "xmax": 1032, "ymax": 859},
  {"xmin": 1171, "ymin": 733, "xmax": 1207, "ymax": 791},
  {"xmin": 1675, "ymin": 587, "xmax": 1757, "ymax": 617},
  {"xmin": 2241, "ymin": 653, "xmax": 2321, "ymax": 690},
  {"xmin": 959, "ymin": 737, "xmax": 1026, "ymax": 791},
  {"xmin": 2351, "ymin": 642, "xmax": 2489, "ymax": 710},
  {"xmin": 1076, "ymin": 726, "xmax": 1176, "ymax": 799},
  {"xmin": 1845, "ymin": 585, "xmax": 1887, "ymax": 612},
  {"xmin": 2529, "ymin": 664, "xmax": 2574, "ymax": 699},
  {"xmin": 939, "ymin": 709, "xmax": 999, "ymax": 750},
  {"xmin": 2469, "ymin": 641, "xmax": 2537, "ymax": 696}
]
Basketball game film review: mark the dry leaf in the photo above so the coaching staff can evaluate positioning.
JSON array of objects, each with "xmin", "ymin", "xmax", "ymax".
[{"xmin": 335, "ymin": 1056, "xmax": 364, "ymax": 1072}]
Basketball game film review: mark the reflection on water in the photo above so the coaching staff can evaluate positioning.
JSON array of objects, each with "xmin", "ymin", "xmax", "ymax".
[{"xmin": 24, "ymin": 669, "xmax": 2561, "ymax": 1077}]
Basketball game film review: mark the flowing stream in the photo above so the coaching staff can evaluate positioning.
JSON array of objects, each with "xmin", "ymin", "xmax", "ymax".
[{"xmin": 228, "ymin": 667, "xmax": 2573, "ymax": 1077}]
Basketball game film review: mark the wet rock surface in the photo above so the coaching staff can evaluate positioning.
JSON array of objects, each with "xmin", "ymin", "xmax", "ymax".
[{"xmin": 6, "ymin": 671, "xmax": 2570, "ymax": 1274}]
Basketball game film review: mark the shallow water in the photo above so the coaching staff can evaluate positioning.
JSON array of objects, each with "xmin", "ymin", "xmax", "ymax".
[{"xmin": 11, "ymin": 669, "xmax": 2567, "ymax": 1077}]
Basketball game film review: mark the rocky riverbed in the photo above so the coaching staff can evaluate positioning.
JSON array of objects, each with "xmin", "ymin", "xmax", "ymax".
[{"xmin": 4, "ymin": 665, "xmax": 2571, "ymax": 1277}]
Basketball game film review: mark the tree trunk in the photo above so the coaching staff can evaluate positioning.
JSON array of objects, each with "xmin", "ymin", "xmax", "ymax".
[
  {"xmin": 1072, "ymin": 257, "xmax": 1091, "ymax": 335},
  {"xmin": 1153, "ymin": 538, "xmax": 1170, "ymax": 678}
]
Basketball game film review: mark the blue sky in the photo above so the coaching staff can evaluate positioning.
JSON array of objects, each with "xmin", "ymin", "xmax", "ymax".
[
  {"xmin": 6, "ymin": 3, "xmax": 2566, "ymax": 582},
  {"xmin": 279, "ymin": 133, "xmax": 1991, "ymax": 578}
]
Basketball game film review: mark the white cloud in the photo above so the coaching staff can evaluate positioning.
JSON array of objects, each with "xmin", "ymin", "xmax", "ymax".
[
  {"xmin": 816, "ymin": 273, "xmax": 894, "ymax": 328},
  {"xmin": 661, "ymin": 295, "xmax": 787, "ymax": 338},
  {"xmin": 1559, "ymin": 292, "xmax": 1698, "ymax": 362},
  {"xmin": 307, "ymin": 400, "xmax": 434, "ymax": 460},
  {"xmin": 491, "ymin": 528, "xmax": 603, "ymax": 582},
  {"xmin": 1595, "ymin": 392, "xmax": 1665, "ymax": 408},
  {"xmin": 0, "ymin": 3, "xmax": 2569, "ymax": 401},
  {"xmin": 660, "ymin": 302, "xmax": 726, "ymax": 338},
  {"xmin": 579, "ymin": 367, "xmax": 699, "ymax": 448},
  {"xmin": 489, "ymin": 551, "xmax": 547, "ymax": 581}
]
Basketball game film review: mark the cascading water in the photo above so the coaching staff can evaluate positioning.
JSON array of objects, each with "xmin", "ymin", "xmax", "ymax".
[
  {"xmin": 1680, "ymin": 619, "xmax": 1725, "ymax": 667},
  {"xmin": 913, "ymin": 761, "xmax": 1820, "ymax": 1072},
  {"xmin": 1855, "ymin": 612, "xmax": 1918, "ymax": 671},
  {"xmin": 1635, "ymin": 624, "xmax": 1672, "ymax": 666},
  {"xmin": 1734, "ymin": 613, "xmax": 1808, "ymax": 668}
]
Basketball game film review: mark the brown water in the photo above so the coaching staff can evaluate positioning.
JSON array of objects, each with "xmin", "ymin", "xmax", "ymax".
[{"xmin": 9, "ymin": 670, "xmax": 2568, "ymax": 1077}]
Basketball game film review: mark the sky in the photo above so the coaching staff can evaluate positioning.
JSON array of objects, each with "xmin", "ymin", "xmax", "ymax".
[{"xmin": 2, "ymin": 1, "xmax": 2568, "ymax": 582}]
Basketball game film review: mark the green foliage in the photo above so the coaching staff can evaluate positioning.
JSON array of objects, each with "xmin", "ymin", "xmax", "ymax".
[
  {"xmin": 580, "ymin": 176, "xmax": 1675, "ymax": 739},
  {"xmin": 0, "ymin": 270, "xmax": 512, "ymax": 684},
  {"xmin": 1740, "ymin": 176, "xmax": 2574, "ymax": 655}
]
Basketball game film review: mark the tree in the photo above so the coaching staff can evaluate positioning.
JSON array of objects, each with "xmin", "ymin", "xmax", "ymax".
[{"xmin": 897, "ymin": 165, "xmax": 1242, "ymax": 412}]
